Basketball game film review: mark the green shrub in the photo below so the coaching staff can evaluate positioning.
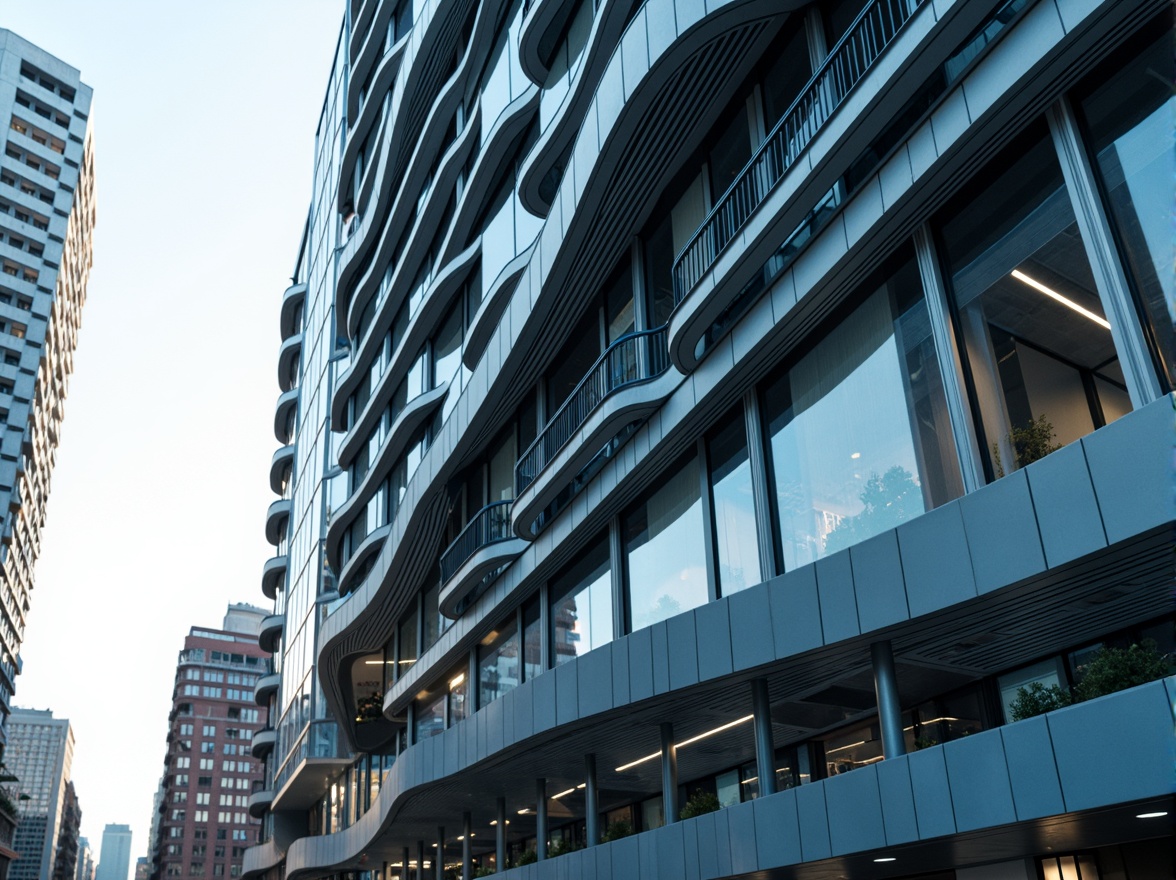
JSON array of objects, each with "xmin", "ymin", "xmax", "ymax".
[
  {"xmin": 1009, "ymin": 681, "xmax": 1071, "ymax": 721},
  {"xmin": 601, "ymin": 819, "xmax": 633, "ymax": 842},
  {"xmin": 993, "ymin": 413, "xmax": 1061, "ymax": 476},
  {"xmin": 547, "ymin": 838, "xmax": 581, "ymax": 858},
  {"xmin": 679, "ymin": 790, "xmax": 721, "ymax": 820},
  {"xmin": 513, "ymin": 848, "xmax": 537, "ymax": 866},
  {"xmin": 1074, "ymin": 640, "xmax": 1171, "ymax": 702},
  {"xmin": 474, "ymin": 866, "xmax": 495, "ymax": 877}
]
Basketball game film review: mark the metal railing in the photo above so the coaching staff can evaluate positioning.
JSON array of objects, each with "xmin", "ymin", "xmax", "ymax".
[
  {"xmin": 439, "ymin": 500, "xmax": 515, "ymax": 584},
  {"xmin": 516, "ymin": 325, "xmax": 669, "ymax": 495},
  {"xmin": 273, "ymin": 720, "xmax": 347, "ymax": 796},
  {"xmin": 672, "ymin": 0, "xmax": 925, "ymax": 302}
]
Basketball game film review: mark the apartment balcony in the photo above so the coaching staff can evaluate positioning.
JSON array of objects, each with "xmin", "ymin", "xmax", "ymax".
[
  {"xmin": 271, "ymin": 720, "xmax": 352, "ymax": 813},
  {"xmin": 247, "ymin": 785, "xmax": 275, "ymax": 820},
  {"xmin": 250, "ymin": 726, "xmax": 277, "ymax": 760},
  {"xmin": 279, "ymin": 281, "xmax": 307, "ymax": 341},
  {"xmin": 269, "ymin": 445, "xmax": 295, "ymax": 495},
  {"xmin": 253, "ymin": 671, "xmax": 281, "ymax": 708},
  {"xmin": 260, "ymin": 554, "xmax": 288, "ymax": 601},
  {"xmin": 273, "ymin": 388, "xmax": 299, "ymax": 444},
  {"xmin": 438, "ymin": 500, "xmax": 528, "ymax": 617},
  {"xmin": 264, "ymin": 499, "xmax": 291, "ymax": 546},
  {"xmin": 512, "ymin": 326, "xmax": 674, "ymax": 539},
  {"xmin": 277, "ymin": 332, "xmax": 304, "ymax": 393},
  {"xmin": 258, "ymin": 613, "xmax": 285, "ymax": 654}
]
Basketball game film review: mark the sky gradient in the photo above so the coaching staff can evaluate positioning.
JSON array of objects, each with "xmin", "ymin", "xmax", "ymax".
[{"xmin": 0, "ymin": 2, "xmax": 343, "ymax": 875}]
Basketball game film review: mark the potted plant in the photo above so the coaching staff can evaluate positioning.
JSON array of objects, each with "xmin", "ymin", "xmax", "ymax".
[{"xmin": 679, "ymin": 790, "xmax": 721, "ymax": 820}]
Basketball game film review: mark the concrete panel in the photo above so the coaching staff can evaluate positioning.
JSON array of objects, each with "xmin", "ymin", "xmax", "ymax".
[
  {"xmin": 875, "ymin": 755, "xmax": 919, "ymax": 845},
  {"xmin": 728, "ymin": 584, "xmax": 775, "ymax": 671},
  {"xmin": 555, "ymin": 660, "xmax": 579, "ymax": 727},
  {"xmin": 851, "ymin": 529, "xmax": 909, "ymax": 634},
  {"xmin": 578, "ymin": 644, "xmax": 613, "ymax": 718},
  {"xmin": 655, "ymin": 821, "xmax": 686, "ymax": 879},
  {"xmin": 815, "ymin": 551, "xmax": 860, "ymax": 644},
  {"xmin": 959, "ymin": 470, "xmax": 1046, "ymax": 593},
  {"xmin": 769, "ymin": 564, "xmax": 824, "ymax": 657},
  {"xmin": 726, "ymin": 800, "xmax": 759, "ymax": 875},
  {"xmin": 611, "ymin": 637, "xmax": 631, "ymax": 708},
  {"xmin": 907, "ymin": 747, "xmax": 957, "ymax": 839},
  {"xmin": 824, "ymin": 765, "xmax": 887, "ymax": 855},
  {"xmin": 1048, "ymin": 680, "xmax": 1173, "ymax": 812},
  {"xmin": 532, "ymin": 670, "xmax": 557, "ymax": 734},
  {"xmin": 1025, "ymin": 441, "xmax": 1107, "ymax": 567},
  {"xmin": 694, "ymin": 600, "xmax": 733, "ymax": 681},
  {"xmin": 651, "ymin": 622, "xmax": 672, "ymax": 695},
  {"xmin": 753, "ymin": 789, "xmax": 801, "ymax": 868},
  {"xmin": 1000, "ymin": 716, "xmax": 1065, "ymax": 820},
  {"xmin": 1081, "ymin": 396, "xmax": 1173, "ymax": 544},
  {"xmin": 942, "ymin": 731, "xmax": 1016, "ymax": 832},
  {"xmin": 628, "ymin": 629, "xmax": 655, "ymax": 703},
  {"xmin": 898, "ymin": 501, "xmax": 976, "ymax": 619},
  {"xmin": 795, "ymin": 782, "xmax": 832, "ymax": 862},
  {"xmin": 667, "ymin": 612, "xmax": 701, "ymax": 690}
]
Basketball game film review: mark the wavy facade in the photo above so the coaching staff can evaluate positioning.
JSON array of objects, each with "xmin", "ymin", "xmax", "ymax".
[{"xmin": 248, "ymin": 1, "xmax": 1174, "ymax": 878}]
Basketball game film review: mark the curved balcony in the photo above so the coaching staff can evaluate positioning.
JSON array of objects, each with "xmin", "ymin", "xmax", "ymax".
[
  {"xmin": 438, "ymin": 500, "xmax": 528, "ymax": 617},
  {"xmin": 670, "ymin": 0, "xmax": 929, "ymax": 371},
  {"xmin": 272, "ymin": 720, "xmax": 353, "ymax": 812},
  {"xmin": 273, "ymin": 388, "xmax": 299, "ymax": 445},
  {"xmin": 254, "ymin": 671, "xmax": 281, "ymax": 707},
  {"xmin": 336, "ymin": 523, "xmax": 392, "ymax": 597},
  {"xmin": 463, "ymin": 238, "xmax": 533, "ymax": 370},
  {"xmin": 260, "ymin": 554, "xmax": 288, "ymax": 601},
  {"xmin": 242, "ymin": 838, "xmax": 283, "ymax": 880},
  {"xmin": 277, "ymin": 332, "xmax": 304, "ymax": 393},
  {"xmin": 269, "ymin": 445, "xmax": 295, "ymax": 495},
  {"xmin": 250, "ymin": 726, "xmax": 277, "ymax": 760},
  {"xmin": 280, "ymin": 281, "xmax": 308, "ymax": 341},
  {"xmin": 264, "ymin": 499, "xmax": 292, "ymax": 547},
  {"xmin": 247, "ymin": 786, "xmax": 274, "ymax": 819},
  {"xmin": 518, "ymin": 0, "xmax": 577, "ymax": 84},
  {"xmin": 342, "ymin": 32, "xmax": 410, "ymax": 203},
  {"xmin": 512, "ymin": 326, "xmax": 673, "ymax": 538},
  {"xmin": 258, "ymin": 613, "xmax": 285, "ymax": 654}
]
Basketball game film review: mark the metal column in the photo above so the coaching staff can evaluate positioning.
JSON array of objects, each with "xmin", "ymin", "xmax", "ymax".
[
  {"xmin": 401, "ymin": 847, "xmax": 410, "ymax": 880},
  {"xmin": 435, "ymin": 828, "xmax": 444, "ymax": 880},
  {"xmin": 661, "ymin": 723, "xmax": 679, "ymax": 822},
  {"xmin": 536, "ymin": 778, "xmax": 548, "ymax": 860},
  {"xmin": 871, "ymin": 641, "xmax": 907, "ymax": 758},
  {"xmin": 585, "ymin": 753, "xmax": 599, "ymax": 846},
  {"xmin": 751, "ymin": 678, "xmax": 777, "ymax": 796},
  {"xmin": 462, "ymin": 812, "xmax": 471, "ymax": 880},
  {"xmin": 495, "ymin": 797, "xmax": 506, "ymax": 871}
]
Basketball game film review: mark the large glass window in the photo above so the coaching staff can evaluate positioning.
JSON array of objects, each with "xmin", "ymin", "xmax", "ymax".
[
  {"xmin": 707, "ymin": 409, "xmax": 760, "ymax": 595},
  {"xmin": 550, "ymin": 535, "xmax": 613, "ymax": 666},
  {"xmin": 940, "ymin": 124, "xmax": 1131, "ymax": 480},
  {"xmin": 413, "ymin": 689, "xmax": 444, "ymax": 742},
  {"xmin": 762, "ymin": 248, "xmax": 962, "ymax": 570},
  {"xmin": 522, "ymin": 595, "xmax": 542, "ymax": 682},
  {"xmin": 1076, "ymin": 20, "xmax": 1174, "ymax": 387},
  {"xmin": 624, "ymin": 457, "xmax": 709, "ymax": 632},
  {"xmin": 447, "ymin": 664, "xmax": 470, "ymax": 726},
  {"xmin": 397, "ymin": 606, "xmax": 418, "ymax": 680},
  {"xmin": 478, "ymin": 621, "xmax": 520, "ymax": 708}
]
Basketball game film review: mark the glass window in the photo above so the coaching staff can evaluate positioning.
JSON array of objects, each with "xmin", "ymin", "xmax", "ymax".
[
  {"xmin": 604, "ymin": 261, "xmax": 635, "ymax": 344},
  {"xmin": 820, "ymin": 718, "xmax": 884, "ymax": 777},
  {"xmin": 707, "ymin": 409, "xmax": 760, "ymax": 595},
  {"xmin": 762, "ymin": 247, "xmax": 962, "ymax": 570},
  {"xmin": 716, "ymin": 769, "xmax": 741, "ymax": 808},
  {"xmin": 1076, "ymin": 21, "xmax": 1174, "ymax": 386},
  {"xmin": 414, "ymin": 689, "xmax": 445, "ymax": 742},
  {"xmin": 760, "ymin": 23, "xmax": 812, "ymax": 130},
  {"xmin": 397, "ymin": 606, "xmax": 419, "ymax": 680},
  {"xmin": 940, "ymin": 123, "xmax": 1129, "ymax": 479},
  {"xmin": 447, "ymin": 665, "xmax": 470, "ymax": 727},
  {"xmin": 639, "ymin": 796, "xmax": 664, "ymax": 831},
  {"xmin": 522, "ymin": 595, "xmax": 542, "ymax": 682},
  {"xmin": 708, "ymin": 102, "xmax": 754, "ymax": 203},
  {"xmin": 545, "ymin": 309, "xmax": 600, "ymax": 417},
  {"xmin": 478, "ymin": 620, "xmax": 520, "ymax": 708},
  {"xmin": 550, "ymin": 535, "xmax": 613, "ymax": 666},
  {"xmin": 624, "ymin": 457, "xmax": 709, "ymax": 632}
]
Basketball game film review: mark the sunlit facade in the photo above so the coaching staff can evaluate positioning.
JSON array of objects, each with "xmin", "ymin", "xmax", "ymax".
[{"xmin": 248, "ymin": 0, "xmax": 1173, "ymax": 878}]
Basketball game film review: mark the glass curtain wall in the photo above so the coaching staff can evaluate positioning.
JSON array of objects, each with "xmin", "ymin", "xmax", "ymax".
[
  {"xmin": 706, "ymin": 409, "xmax": 760, "ymax": 595},
  {"xmin": 550, "ymin": 536, "xmax": 613, "ymax": 665}
]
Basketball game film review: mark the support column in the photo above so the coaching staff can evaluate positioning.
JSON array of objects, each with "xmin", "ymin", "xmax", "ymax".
[
  {"xmin": 495, "ymin": 797, "xmax": 506, "ymax": 871},
  {"xmin": 660, "ymin": 723, "xmax": 679, "ymax": 822},
  {"xmin": 401, "ymin": 847, "xmax": 410, "ymax": 880},
  {"xmin": 871, "ymin": 641, "xmax": 906, "ymax": 759},
  {"xmin": 584, "ymin": 754, "xmax": 599, "ymax": 846},
  {"xmin": 435, "ymin": 827, "xmax": 445, "ymax": 880},
  {"xmin": 462, "ymin": 812, "xmax": 472, "ymax": 880},
  {"xmin": 535, "ymin": 778, "xmax": 548, "ymax": 860},
  {"xmin": 416, "ymin": 840, "xmax": 426, "ymax": 880},
  {"xmin": 751, "ymin": 679, "xmax": 777, "ymax": 796}
]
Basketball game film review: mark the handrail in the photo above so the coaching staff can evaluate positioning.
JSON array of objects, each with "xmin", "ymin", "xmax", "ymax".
[
  {"xmin": 515, "ymin": 325, "xmax": 669, "ymax": 495},
  {"xmin": 439, "ymin": 499, "xmax": 515, "ymax": 583},
  {"xmin": 672, "ymin": 0, "xmax": 925, "ymax": 302}
]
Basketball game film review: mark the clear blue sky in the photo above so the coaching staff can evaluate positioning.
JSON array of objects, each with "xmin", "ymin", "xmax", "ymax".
[{"xmin": 0, "ymin": 3, "xmax": 342, "ymax": 875}]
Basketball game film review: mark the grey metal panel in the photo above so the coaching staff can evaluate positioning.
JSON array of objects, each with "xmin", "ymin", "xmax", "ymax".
[
  {"xmin": 768, "ymin": 565, "xmax": 823, "ymax": 658},
  {"xmin": 999, "ymin": 716, "xmax": 1064, "ymax": 821},
  {"xmin": 1047, "ymin": 680, "xmax": 1171, "ymax": 812},
  {"xmin": 611, "ymin": 637, "xmax": 631, "ymax": 709},
  {"xmin": 628, "ymin": 628, "xmax": 654, "ymax": 703},
  {"xmin": 578, "ymin": 847, "xmax": 596, "ymax": 880},
  {"xmin": 501, "ymin": 687, "xmax": 517, "ymax": 748},
  {"xmin": 726, "ymin": 800, "xmax": 759, "ymax": 875},
  {"xmin": 959, "ymin": 470, "xmax": 1046, "ymax": 594},
  {"xmin": 1165, "ymin": 677, "xmax": 1176, "ymax": 718},
  {"xmin": 1024, "ymin": 442, "xmax": 1107, "ymax": 567},
  {"xmin": 578, "ymin": 644, "xmax": 613, "ymax": 718},
  {"xmin": 709, "ymin": 806, "xmax": 734, "ymax": 879},
  {"xmin": 728, "ymin": 584, "xmax": 775, "ymax": 671},
  {"xmin": 693, "ymin": 805, "xmax": 721, "ymax": 880},
  {"xmin": 679, "ymin": 814, "xmax": 702, "ymax": 880},
  {"xmin": 752, "ymin": 789, "xmax": 801, "ymax": 868},
  {"xmin": 907, "ymin": 747, "xmax": 957, "ymax": 839},
  {"xmin": 875, "ymin": 754, "xmax": 919, "ymax": 845},
  {"xmin": 655, "ymin": 821, "xmax": 686, "ymax": 879},
  {"xmin": 514, "ymin": 680, "xmax": 535, "ymax": 744},
  {"xmin": 667, "ymin": 612, "xmax": 700, "ymax": 691},
  {"xmin": 595, "ymin": 838, "xmax": 613, "ymax": 880},
  {"xmin": 794, "ymin": 781, "xmax": 832, "ymax": 861},
  {"xmin": 694, "ymin": 601, "xmax": 733, "ymax": 681},
  {"xmin": 942, "ymin": 730, "xmax": 1016, "ymax": 832},
  {"xmin": 555, "ymin": 661, "xmax": 579, "ymax": 727},
  {"xmin": 609, "ymin": 834, "xmax": 639, "ymax": 880},
  {"xmin": 824, "ymin": 764, "xmax": 887, "ymax": 856},
  {"xmin": 533, "ymin": 670, "xmax": 558, "ymax": 733},
  {"xmin": 651, "ymin": 623, "xmax": 672, "ymax": 695},
  {"xmin": 850, "ymin": 530, "xmax": 909, "ymax": 634},
  {"xmin": 815, "ymin": 552, "xmax": 860, "ymax": 644},
  {"xmin": 897, "ymin": 501, "xmax": 976, "ymax": 618},
  {"xmin": 1081, "ymin": 395, "xmax": 1173, "ymax": 544}
]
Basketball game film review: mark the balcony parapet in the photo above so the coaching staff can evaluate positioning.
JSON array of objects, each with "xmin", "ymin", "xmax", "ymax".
[
  {"xmin": 250, "ymin": 726, "xmax": 277, "ymax": 760},
  {"xmin": 439, "ymin": 500, "xmax": 527, "ymax": 617},
  {"xmin": 269, "ymin": 445, "xmax": 295, "ymax": 496},
  {"xmin": 264, "ymin": 499, "xmax": 292, "ymax": 547},
  {"xmin": 273, "ymin": 389, "xmax": 299, "ymax": 445},
  {"xmin": 254, "ymin": 671, "xmax": 281, "ymax": 707},
  {"xmin": 260, "ymin": 554, "xmax": 288, "ymax": 602},
  {"xmin": 247, "ymin": 786, "xmax": 275, "ymax": 820},
  {"xmin": 258, "ymin": 613, "xmax": 285, "ymax": 654},
  {"xmin": 277, "ymin": 333, "xmax": 304, "ymax": 393},
  {"xmin": 279, "ymin": 281, "xmax": 307, "ymax": 341}
]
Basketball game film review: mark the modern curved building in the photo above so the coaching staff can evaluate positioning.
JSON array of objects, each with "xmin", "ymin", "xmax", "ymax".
[{"xmin": 248, "ymin": 0, "xmax": 1174, "ymax": 878}]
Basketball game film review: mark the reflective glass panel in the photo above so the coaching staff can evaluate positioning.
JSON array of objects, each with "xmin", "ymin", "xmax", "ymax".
[
  {"xmin": 707, "ymin": 408, "xmax": 760, "ymax": 595},
  {"xmin": 478, "ymin": 621, "xmax": 520, "ymax": 708},
  {"xmin": 550, "ymin": 536, "xmax": 613, "ymax": 665},
  {"xmin": 414, "ymin": 690, "xmax": 444, "ymax": 741},
  {"xmin": 522, "ymin": 595, "xmax": 542, "ymax": 682}
]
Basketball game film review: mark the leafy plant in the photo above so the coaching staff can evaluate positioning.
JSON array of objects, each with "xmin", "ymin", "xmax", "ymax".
[
  {"xmin": 679, "ymin": 790, "xmax": 721, "ymax": 820},
  {"xmin": 513, "ymin": 848, "xmax": 537, "ymax": 866},
  {"xmin": 474, "ymin": 867, "xmax": 495, "ymax": 878},
  {"xmin": 1008, "ymin": 681, "xmax": 1071, "ymax": 721},
  {"xmin": 601, "ymin": 819, "xmax": 633, "ymax": 842},
  {"xmin": 913, "ymin": 736, "xmax": 939, "ymax": 751},
  {"xmin": 993, "ymin": 413, "xmax": 1061, "ymax": 477},
  {"xmin": 547, "ymin": 837, "xmax": 582, "ymax": 857},
  {"xmin": 1074, "ymin": 640, "xmax": 1171, "ymax": 702},
  {"xmin": 354, "ymin": 692, "xmax": 384, "ymax": 723}
]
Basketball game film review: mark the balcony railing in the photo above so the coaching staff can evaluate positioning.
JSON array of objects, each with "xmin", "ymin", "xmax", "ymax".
[
  {"xmin": 516, "ymin": 325, "xmax": 669, "ymax": 495},
  {"xmin": 273, "ymin": 720, "xmax": 346, "ymax": 796},
  {"xmin": 672, "ymin": 0, "xmax": 925, "ymax": 302},
  {"xmin": 439, "ymin": 500, "xmax": 515, "ymax": 584}
]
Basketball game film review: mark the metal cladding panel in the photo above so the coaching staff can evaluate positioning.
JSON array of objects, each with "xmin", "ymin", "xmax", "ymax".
[
  {"xmin": 533, "ymin": 670, "xmax": 558, "ymax": 733},
  {"xmin": 875, "ymin": 754, "xmax": 920, "ymax": 845},
  {"xmin": 627, "ymin": 628, "xmax": 655, "ymax": 703},
  {"xmin": 959, "ymin": 470, "xmax": 1046, "ymax": 594},
  {"xmin": 825, "ymin": 764, "xmax": 887, "ymax": 855},
  {"xmin": 851, "ymin": 529, "xmax": 909, "ymax": 633},
  {"xmin": 610, "ymin": 637, "xmax": 631, "ymax": 708},
  {"xmin": 555, "ymin": 660, "xmax": 579, "ymax": 726},
  {"xmin": 1025, "ymin": 441, "xmax": 1107, "ymax": 567},
  {"xmin": 577, "ymin": 643, "xmax": 613, "ymax": 718},
  {"xmin": 694, "ymin": 600, "xmax": 733, "ymax": 681},
  {"xmin": 667, "ymin": 612, "xmax": 701, "ymax": 690},
  {"xmin": 897, "ymin": 500, "xmax": 976, "ymax": 618},
  {"xmin": 999, "ymin": 716, "xmax": 1065, "ymax": 821},
  {"xmin": 768, "ymin": 564, "xmax": 823, "ymax": 658},
  {"xmin": 651, "ymin": 621, "xmax": 673, "ymax": 695},
  {"xmin": 608, "ymin": 834, "xmax": 639, "ymax": 880},
  {"xmin": 794, "ymin": 781, "xmax": 832, "ymax": 862},
  {"xmin": 752, "ymin": 787, "xmax": 801, "ymax": 867},
  {"xmin": 693, "ymin": 805, "xmax": 721, "ymax": 880},
  {"xmin": 727, "ymin": 585, "xmax": 774, "ymax": 671},
  {"xmin": 907, "ymin": 746, "xmax": 957, "ymax": 839},
  {"xmin": 815, "ymin": 551, "xmax": 860, "ymax": 645},
  {"xmin": 942, "ymin": 729, "xmax": 1017, "ymax": 832},
  {"xmin": 726, "ymin": 799, "xmax": 758, "ymax": 876}
]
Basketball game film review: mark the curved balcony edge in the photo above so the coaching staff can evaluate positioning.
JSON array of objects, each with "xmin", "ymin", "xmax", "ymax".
[
  {"xmin": 517, "ymin": 0, "xmax": 575, "ymax": 85},
  {"xmin": 341, "ymin": 34, "xmax": 411, "ymax": 212},
  {"xmin": 277, "ymin": 333, "xmax": 304, "ymax": 393},
  {"xmin": 279, "ymin": 281, "xmax": 308, "ymax": 341},
  {"xmin": 337, "ymin": 523, "xmax": 393, "ymax": 597},
  {"xmin": 254, "ymin": 672, "xmax": 281, "ymax": 707},
  {"xmin": 438, "ymin": 500, "xmax": 527, "ymax": 618},
  {"xmin": 261, "ymin": 554, "xmax": 288, "ymax": 602},
  {"xmin": 273, "ymin": 388, "xmax": 299, "ymax": 445},
  {"xmin": 462, "ymin": 238, "xmax": 533, "ymax": 371},
  {"xmin": 241, "ymin": 838, "xmax": 283, "ymax": 880},
  {"xmin": 269, "ymin": 445, "xmax": 295, "ymax": 496},
  {"xmin": 247, "ymin": 788, "xmax": 275, "ymax": 820},
  {"xmin": 264, "ymin": 499, "xmax": 292, "ymax": 547},
  {"xmin": 250, "ymin": 726, "xmax": 277, "ymax": 760},
  {"xmin": 347, "ymin": 0, "xmax": 406, "ymax": 118},
  {"xmin": 258, "ymin": 614, "xmax": 285, "ymax": 655}
]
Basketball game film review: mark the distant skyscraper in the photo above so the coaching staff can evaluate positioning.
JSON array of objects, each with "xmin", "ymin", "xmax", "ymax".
[
  {"xmin": 50, "ymin": 782, "xmax": 79, "ymax": 880},
  {"xmin": 147, "ymin": 605, "xmax": 270, "ymax": 880},
  {"xmin": 5, "ymin": 708, "xmax": 73, "ymax": 880},
  {"xmin": 74, "ymin": 836, "xmax": 92, "ymax": 880},
  {"xmin": 0, "ymin": 30, "xmax": 97, "ymax": 739},
  {"xmin": 94, "ymin": 825, "xmax": 130, "ymax": 880},
  {"xmin": 132, "ymin": 858, "xmax": 146, "ymax": 880}
]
